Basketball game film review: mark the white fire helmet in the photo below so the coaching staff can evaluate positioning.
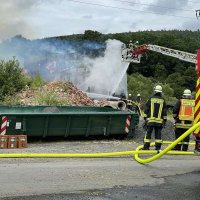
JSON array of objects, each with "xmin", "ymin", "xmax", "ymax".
[
  {"xmin": 137, "ymin": 93, "xmax": 141, "ymax": 96},
  {"xmin": 183, "ymin": 89, "xmax": 192, "ymax": 97},
  {"xmin": 154, "ymin": 85, "xmax": 162, "ymax": 93}
]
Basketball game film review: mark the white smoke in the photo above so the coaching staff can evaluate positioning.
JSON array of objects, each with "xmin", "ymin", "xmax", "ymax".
[
  {"xmin": 78, "ymin": 39, "xmax": 128, "ymax": 96},
  {"xmin": 0, "ymin": 37, "xmax": 129, "ymax": 97}
]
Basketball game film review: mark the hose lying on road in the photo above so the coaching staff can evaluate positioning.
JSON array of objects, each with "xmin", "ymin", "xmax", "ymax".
[
  {"xmin": 0, "ymin": 122, "xmax": 199, "ymax": 164},
  {"xmin": 134, "ymin": 121, "xmax": 200, "ymax": 164}
]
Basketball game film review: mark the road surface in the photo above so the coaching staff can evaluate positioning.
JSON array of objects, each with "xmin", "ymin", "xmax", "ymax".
[{"xmin": 0, "ymin": 140, "xmax": 200, "ymax": 199}]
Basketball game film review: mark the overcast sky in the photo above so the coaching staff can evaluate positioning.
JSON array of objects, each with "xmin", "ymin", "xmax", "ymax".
[{"xmin": 0, "ymin": 0, "xmax": 199, "ymax": 41}]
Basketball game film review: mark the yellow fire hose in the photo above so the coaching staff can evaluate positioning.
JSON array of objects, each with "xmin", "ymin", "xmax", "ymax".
[
  {"xmin": 0, "ymin": 122, "xmax": 200, "ymax": 164},
  {"xmin": 134, "ymin": 122, "xmax": 200, "ymax": 164}
]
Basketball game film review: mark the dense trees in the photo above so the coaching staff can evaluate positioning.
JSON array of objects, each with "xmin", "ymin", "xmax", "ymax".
[{"xmin": 1, "ymin": 29, "xmax": 199, "ymax": 101}]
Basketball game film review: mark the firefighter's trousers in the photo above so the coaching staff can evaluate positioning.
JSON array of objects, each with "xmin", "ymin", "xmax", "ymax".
[
  {"xmin": 143, "ymin": 125, "xmax": 162, "ymax": 150},
  {"xmin": 174, "ymin": 128, "xmax": 190, "ymax": 151}
]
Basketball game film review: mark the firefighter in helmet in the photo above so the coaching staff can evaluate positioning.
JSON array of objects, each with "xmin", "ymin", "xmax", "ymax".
[
  {"xmin": 172, "ymin": 89, "xmax": 194, "ymax": 151},
  {"xmin": 128, "ymin": 40, "xmax": 139, "ymax": 50},
  {"xmin": 133, "ymin": 40, "xmax": 139, "ymax": 48},
  {"xmin": 136, "ymin": 93, "xmax": 141, "ymax": 104},
  {"xmin": 127, "ymin": 93, "xmax": 134, "ymax": 111},
  {"xmin": 133, "ymin": 93, "xmax": 142, "ymax": 115},
  {"xmin": 143, "ymin": 85, "xmax": 167, "ymax": 150},
  {"xmin": 128, "ymin": 40, "xmax": 134, "ymax": 50}
]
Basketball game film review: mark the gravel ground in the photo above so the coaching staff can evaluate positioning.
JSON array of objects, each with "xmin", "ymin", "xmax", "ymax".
[
  {"xmin": 134, "ymin": 117, "xmax": 196, "ymax": 142},
  {"xmin": 134, "ymin": 118, "xmax": 175, "ymax": 142},
  {"xmin": 0, "ymin": 117, "xmax": 197, "ymax": 164}
]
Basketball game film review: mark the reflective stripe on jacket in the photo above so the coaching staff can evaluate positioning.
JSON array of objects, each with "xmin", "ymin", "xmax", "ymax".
[
  {"xmin": 178, "ymin": 99, "xmax": 195, "ymax": 121},
  {"xmin": 144, "ymin": 94, "xmax": 167, "ymax": 125},
  {"xmin": 175, "ymin": 122, "xmax": 193, "ymax": 129},
  {"xmin": 173, "ymin": 98, "xmax": 194, "ymax": 129},
  {"xmin": 148, "ymin": 98, "xmax": 164, "ymax": 123}
]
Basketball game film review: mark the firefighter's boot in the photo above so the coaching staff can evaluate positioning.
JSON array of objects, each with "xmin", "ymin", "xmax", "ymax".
[{"xmin": 142, "ymin": 142, "xmax": 150, "ymax": 150}]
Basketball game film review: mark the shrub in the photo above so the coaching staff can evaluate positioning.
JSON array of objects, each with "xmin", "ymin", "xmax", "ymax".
[
  {"xmin": 0, "ymin": 58, "xmax": 28, "ymax": 100},
  {"xmin": 0, "ymin": 95, "xmax": 21, "ymax": 105},
  {"xmin": 35, "ymin": 90, "xmax": 66, "ymax": 105},
  {"xmin": 31, "ymin": 73, "xmax": 45, "ymax": 88}
]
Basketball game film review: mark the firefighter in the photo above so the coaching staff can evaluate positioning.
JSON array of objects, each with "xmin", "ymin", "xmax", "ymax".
[
  {"xmin": 128, "ymin": 40, "xmax": 134, "ymax": 50},
  {"xmin": 128, "ymin": 40, "xmax": 139, "ymax": 50},
  {"xmin": 143, "ymin": 85, "xmax": 167, "ymax": 150},
  {"xmin": 136, "ymin": 93, "xmax": 141, "ymax": 104},
  {"xmin": 133, "ymin": 41, "xmax": 139, "ymax": 48},
  {"xmin": 133, "ymin": 93, "xmax": 142, "ymax": 115},
  {"xmin": 127, "ymin": 93, "xmax": 134, "ymax": 111},
  {"xmin": 172, "ymin": 89, "xmax": 195, "ymax": 151}
]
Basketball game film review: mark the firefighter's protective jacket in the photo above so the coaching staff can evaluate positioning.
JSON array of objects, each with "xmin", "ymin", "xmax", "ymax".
[
  {"xmin": 136, "ymin": 96, "xmax": 142, "ymax": 104},
  {"xmin": 127, "ymin": 95, "xmax": 134, "ymax": 111},
  {"xmin": 173, "ymin": 98, "xmax": 195, "ymax": 129},
  {"xmin": 144, "ymin": 93, "xmax": 167, "ymax": 126}
]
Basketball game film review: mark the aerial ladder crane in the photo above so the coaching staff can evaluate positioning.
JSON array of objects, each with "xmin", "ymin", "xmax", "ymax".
[{"xmin": 122, "ymin": 43, "xmax": 200, "ymax": 152}]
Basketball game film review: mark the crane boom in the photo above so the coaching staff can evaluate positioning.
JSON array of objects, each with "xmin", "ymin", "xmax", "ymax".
[
  {"xmin": 122, "ymin": 43, "xmax": 197, "ymax": 64},
  {"xmin": 148, "ymin": 44, "xmax": 196, "ymax": 64}
]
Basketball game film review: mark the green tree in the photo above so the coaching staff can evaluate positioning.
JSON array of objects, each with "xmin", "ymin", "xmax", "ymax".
[
  {"xmin": 83, "ymin": 30, "xmax": 102, "ymax": 42},
  {"xmin": 183, "ymin": 66, "xmax": 196, "ymax": 91},
  {"xmin": 154, "ymin": 63, "xmax": 167, "ymax": 80},
  {"xmin": 173, "ymin": 63, "xmax": 186, "ymax": 74},
  {"xmin": 128, "ymin": 73, "xmax": 154, "ymax": 102},
  {"xmin": 166, "ymin": 72, "xmax": 185, "ymax": 93},
  {"xmin": 0, "ymin": 58, "xmax": 28, "ymax": 100},
  {"xmin": 162, "ymin": 83, "xmax": 174, "ymax": 101}
]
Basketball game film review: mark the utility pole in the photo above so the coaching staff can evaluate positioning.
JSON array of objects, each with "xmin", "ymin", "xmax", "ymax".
[{"xmin": 196, "ymin": 9, "xmax": 200, "ymax": 19}]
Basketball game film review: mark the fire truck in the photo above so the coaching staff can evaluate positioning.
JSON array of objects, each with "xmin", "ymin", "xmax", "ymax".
[{"xmin": 121, "ymin": 42, "xmax": 200, "ymax": 152}]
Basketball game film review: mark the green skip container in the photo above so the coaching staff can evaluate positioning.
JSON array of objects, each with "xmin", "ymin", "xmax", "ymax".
[{"xmin": 0, "ymin": 106, "xmax": 139, "ymax": 138}]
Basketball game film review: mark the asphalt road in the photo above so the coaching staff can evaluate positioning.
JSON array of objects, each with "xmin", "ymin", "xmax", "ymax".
[
  {"xmin": 0, "ymin": 155, "xmax": 200, "ymax": 200},
  {"xmin": 3, "ymin": 171, "xmax": 200, "ymax": 200}
]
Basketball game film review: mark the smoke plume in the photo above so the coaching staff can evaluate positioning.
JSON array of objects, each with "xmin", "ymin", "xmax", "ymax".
[{"xmin": 0, "ymin": 36, "xmax": 128, "ymax": 97}]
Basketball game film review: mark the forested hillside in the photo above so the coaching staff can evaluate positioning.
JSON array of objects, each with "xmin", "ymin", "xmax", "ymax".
[
  {"xmin": 1, "ymin": 30, "xmax": 200, "ymax": 101},
  {"xmin": 52, "ymin": 30, "xmax": 200, "ymax": 99}
]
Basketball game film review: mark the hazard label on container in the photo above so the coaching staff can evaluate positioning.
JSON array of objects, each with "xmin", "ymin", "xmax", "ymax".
[{"xmin": 15, "ymin": 122, "xmax": 21, "ymax": 129}]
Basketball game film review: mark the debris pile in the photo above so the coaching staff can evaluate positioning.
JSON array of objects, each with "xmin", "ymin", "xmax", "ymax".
[{"xmin": 13, "ymin": 81, "xmax": 110, "ymax": 107}]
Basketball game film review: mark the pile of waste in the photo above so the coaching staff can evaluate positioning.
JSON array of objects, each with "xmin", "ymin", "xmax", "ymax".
[{"xmin": 12, "ymin": 81, "xmax": 110, "ymax": 107}]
